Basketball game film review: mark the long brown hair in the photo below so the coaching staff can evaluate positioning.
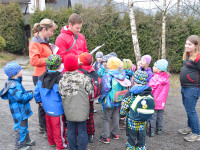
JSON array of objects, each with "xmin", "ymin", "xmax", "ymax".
[{"xmin": 183, "ymin": 35, "xmax": 200, "ymax": 61}]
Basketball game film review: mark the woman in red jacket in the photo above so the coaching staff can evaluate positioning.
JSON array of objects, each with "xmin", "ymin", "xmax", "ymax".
[{"xmin": 29, "ymin": 18, "xmax": 57, "ymax": 137}]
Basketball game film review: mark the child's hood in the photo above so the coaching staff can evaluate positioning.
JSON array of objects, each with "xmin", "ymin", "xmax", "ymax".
[
  {"xmin": 39, "ymin": 71, "xmax": 63, "ymax": 92},
  {"xmin": 0, "ymin": 77, "xmax": 22, "ymax": 99},
  {"xmin": 129, "ymin": 85, "xmax": 152, "ymax": 95},
  {"xmin": 108, "ymin": 69, "xmax": 126, "ymax": 80},
  {"xmin": 153, "ymin": 72, "xmax": 170, "ymax": 85}
]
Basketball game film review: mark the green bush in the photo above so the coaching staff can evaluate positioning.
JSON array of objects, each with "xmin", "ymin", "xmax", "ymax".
[
  {"xmin": 0, "ymin": 2, "xmax": 24, "ymax": 53},
  {"xmin": 0, "ymin": 36, "xmax": 6, "ymax": 51}
]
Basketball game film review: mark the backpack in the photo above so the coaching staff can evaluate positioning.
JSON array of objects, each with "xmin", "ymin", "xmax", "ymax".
[
  {"xmin": 78, "ymin": 68, "xmax": 102, "ymax": 101},
  {"xmin": 130, "ymin": 94, "xmax": 155, "ymax": 122}
]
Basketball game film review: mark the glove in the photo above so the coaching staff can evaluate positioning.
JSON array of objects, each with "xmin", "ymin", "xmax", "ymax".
[{"xmin": 27, "ymin": 92, "xmax": 33, "ymax": 101}]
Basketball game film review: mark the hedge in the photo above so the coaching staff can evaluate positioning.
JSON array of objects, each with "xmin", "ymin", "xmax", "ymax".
[
  {"xmin": 0, "ymin": 2, "xmax": 24, "ymax": 53},
  {"xmin": 29, "ymin": 4, "xmax": 200, "ymax": 73}
]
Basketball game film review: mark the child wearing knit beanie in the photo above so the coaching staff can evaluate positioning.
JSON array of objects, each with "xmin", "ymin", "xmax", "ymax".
[
  {"xmin": 34, "ymin": 54, "xmax": 68, "ymax": 149},
  {"xmin": 148, "ymin": 59, "xmax": 170, "ymax": 137},
  {"xmin": 78, "ymin": 52, "xmax": 101, "ymax": 143},
  {"xmin": 98, "ymin": 57, "xmax": 129, "ymax": 144},
  {"xmin": 59, "ymin": 54, "xmax": 93, "ymax": 150},
  {"xmin": 120, "ymin": 68, "xmax": 154, "ymax": 150},
  {"xmin": 0, "ymin": 62, "xmax": 35, "ymax": 150},
  {"xmin": 140, "ymin": 54, "xmax": 153, "ymax": 83},
  {"xmin": 93, "ymin": 51, "xmax": 103, "ymax": 72}
]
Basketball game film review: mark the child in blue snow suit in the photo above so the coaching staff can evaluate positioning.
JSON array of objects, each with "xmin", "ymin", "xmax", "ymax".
[{"xmin": 0, "ymin": 62, "xmax": 35, "ymax": 150}]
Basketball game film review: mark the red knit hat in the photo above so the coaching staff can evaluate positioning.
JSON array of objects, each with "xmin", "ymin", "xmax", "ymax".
[
  {"xmin": 64, "ymin": 54, "xmax": 79, "ymax": 72},
  {"xmin": 79, "ymin": 52, "xmax": 93, "ymax": 66}
]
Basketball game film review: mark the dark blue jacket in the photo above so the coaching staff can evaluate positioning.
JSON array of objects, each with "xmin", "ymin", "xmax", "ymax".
[
  {"xmin": 34, "ymin": 70, "xmax": 64, "ymax": 116},
  {"xmin": 0, "ymin": 77, "xmax": 33, "ymax": 123}
]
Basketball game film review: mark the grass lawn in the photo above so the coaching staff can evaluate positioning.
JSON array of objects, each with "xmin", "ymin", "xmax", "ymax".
[{"xmin": 0, "ymin": 51, "xmax": 20, "ymax": 67}]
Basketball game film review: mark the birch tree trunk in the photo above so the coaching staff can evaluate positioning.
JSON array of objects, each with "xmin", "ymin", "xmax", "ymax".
[
  {"xmin": 128, "ymin": 0, "xmax": 141, "ymax": 63},
  {"xmin": 161, "ymin": 0, "xmax": 167, "ymax": 59}
]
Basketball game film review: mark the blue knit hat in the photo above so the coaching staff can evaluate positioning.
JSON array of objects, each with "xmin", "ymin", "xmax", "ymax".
[
  {"xmin": 4, "ymin": 62, "xmax": 22, "ymax": 78},
  {"xmin": 154, "ymin": 59, "xmax": 168, "ymax": 72},
  {"xmin": 133, "ymin": 69, "xmax": 148, "ymax": 85}
]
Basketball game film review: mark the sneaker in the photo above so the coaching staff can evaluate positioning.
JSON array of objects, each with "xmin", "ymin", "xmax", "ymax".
[
  {"xmin": 111, "ymin": 134, "xmax": 119, "ymax": 140},
  {"xmin": 150, "ymin": 132, "xmax": 155, "ymax": 137},
  {"xmin": 26, "ymin": 140, "xmax": 35, "ymax": 146},
  {"xmin": 184, "ymin": 133, "xmax": 200, "ymax": 142},
  {"xmin": 93, "ymin": 109, "xmax": 97, "ymax": 113},
  {"xmin": 179, "ymin": 127, "xmax": 192, "ymax": 135},
  {"xmin": 157, "ymin": 129, "xmax": 163, "ymax": 135},
  {"xmin": 88, "ymin": 135, "xmax": 94, "ymax": 143},
  {"xmin": 98, "ymin": 136, "xmax": 110, "ymax": 144},
  {"xmin": 15, "ymin": 146, "xmax": 32, "ymax": 150},
  {"xmin": 39, "ymin": 126, "xmax": 45, "ymax": 134}
]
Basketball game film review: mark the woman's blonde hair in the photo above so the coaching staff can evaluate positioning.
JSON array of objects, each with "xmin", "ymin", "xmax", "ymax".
[
  {"xmin": 183, "ymin": 35, "xmax": 200, "ymax": 61},
  {"xmin": 32, "ymin": 18, "xmax": 58, "ymax": 34}
]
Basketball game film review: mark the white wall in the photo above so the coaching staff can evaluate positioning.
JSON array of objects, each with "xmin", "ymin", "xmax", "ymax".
[{"xmin": 28, "ymin": 0, "xmax": 46, "ymax": 14}]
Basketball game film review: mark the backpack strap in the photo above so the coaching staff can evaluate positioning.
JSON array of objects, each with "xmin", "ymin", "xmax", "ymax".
[
  {"xmin": 66, "ymin": 34, "xmax": 78, "ymax": 52},
  {"xmin": 78, "ymin": 68, "xmax": 88, "ymax": 75}
]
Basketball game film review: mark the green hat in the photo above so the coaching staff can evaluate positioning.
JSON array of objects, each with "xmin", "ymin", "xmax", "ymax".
[
  {"xmin": 46, "ymin": 54, "xmax": 61, "ymax": 70},
  {"xmin": 123, "ymin": 59, "xmax": 133, "ymax": 70}
]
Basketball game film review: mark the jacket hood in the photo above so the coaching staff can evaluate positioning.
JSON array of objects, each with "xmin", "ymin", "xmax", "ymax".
[
  {"xmin": 39, "ymin": 71, "xmax": 62, "ymax": 92},
  {"xmin": 108, "ymin": 69, "xmax": 126, "ymax": 80},
  {"xmin": 61, "ymin": 26, "xmax": 74, "ymax": 35},
  {"xmin": 129, "ymin": 85, "xmax": 152, "ymax": 96},
  {"xmin": 79, "ymin": 65, "xmax": 95, "ymax": 73},
  {"xmin": 0, "ymin": 77, "xmax": 22, "ymax": 99},
  {"xmin": 153, "ymin": 72, "xmax": 170, "ymax": 85},
  {"xmin": 30, "ymin": 35, "xmax": 49, "ymax": 44}
]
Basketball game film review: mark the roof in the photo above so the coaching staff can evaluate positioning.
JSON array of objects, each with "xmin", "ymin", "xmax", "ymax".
[{"xmin": 0, "ymin": 0, "xmax": 30, "ymax": 3}]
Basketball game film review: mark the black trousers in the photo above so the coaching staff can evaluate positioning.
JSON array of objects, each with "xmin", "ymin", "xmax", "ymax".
[{"xmin": 33, "ymin": 76, "xmax": 46, "ymax": 130}]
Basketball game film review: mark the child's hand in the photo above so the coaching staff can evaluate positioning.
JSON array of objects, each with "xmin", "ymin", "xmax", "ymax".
[{"xmin": 27, "ymin": 91, "xmax": 33, "ymax": 101}]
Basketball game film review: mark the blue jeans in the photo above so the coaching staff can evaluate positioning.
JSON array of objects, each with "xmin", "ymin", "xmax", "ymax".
[
  {"xmin": 181, "ymin": 87, "xmax": 200, "ymax": 134},
  {"xmin": 67, "ymin": 121, "xmax": 88, "ymax": 150}
]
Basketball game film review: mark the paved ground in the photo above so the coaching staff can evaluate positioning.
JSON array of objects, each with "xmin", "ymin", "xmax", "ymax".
[{"xmin": 1, "ymin": 57, "xmax": 200, "ymax": 150}]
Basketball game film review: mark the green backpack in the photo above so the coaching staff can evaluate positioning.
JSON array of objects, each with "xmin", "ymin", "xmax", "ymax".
[{"xmin": 130, "ymin": 94, "xmax": 155, "ymax": 122}]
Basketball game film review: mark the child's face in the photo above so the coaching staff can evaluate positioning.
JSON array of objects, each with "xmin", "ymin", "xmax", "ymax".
[
  {"xmin": 103, "ymin": 61, "xmax": 108, "ymax": 68},
  {"xmin": 153, "ymin": 66, "xmax": 161, "ymax": 73},
  {"xmin": 16, "ymin": 70, "xmax": 23, "ymax": 78},
  {"xmin": 141, "ymin": 58, "xmax": 149, "ymax": 68},
  {"xmin": 96, "ymin": 57, "xmax": 102, "ymax": 63}
]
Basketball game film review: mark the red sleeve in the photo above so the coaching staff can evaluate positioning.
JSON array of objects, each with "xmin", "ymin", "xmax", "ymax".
[
  {"xmin": 55, "ymin": 35, "xmax": 68, "ymax": 63},
  {"xmin": 83, "ymin": 38, "xmax": 88, "ymax": 52}
]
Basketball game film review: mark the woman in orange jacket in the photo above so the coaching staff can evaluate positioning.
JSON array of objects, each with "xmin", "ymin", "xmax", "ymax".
[{"xmin": 29, "ymin": 18, "xmax": 57, "ymax": 137}]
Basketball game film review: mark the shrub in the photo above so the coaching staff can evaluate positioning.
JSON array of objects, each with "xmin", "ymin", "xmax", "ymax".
[
  {"xmin": 0, "ymin": 36, "xmax": 6, "ymax": 51},
  {"xmin": 0, "ymin": 2, "xmax": 25, "ymax": 53}
]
